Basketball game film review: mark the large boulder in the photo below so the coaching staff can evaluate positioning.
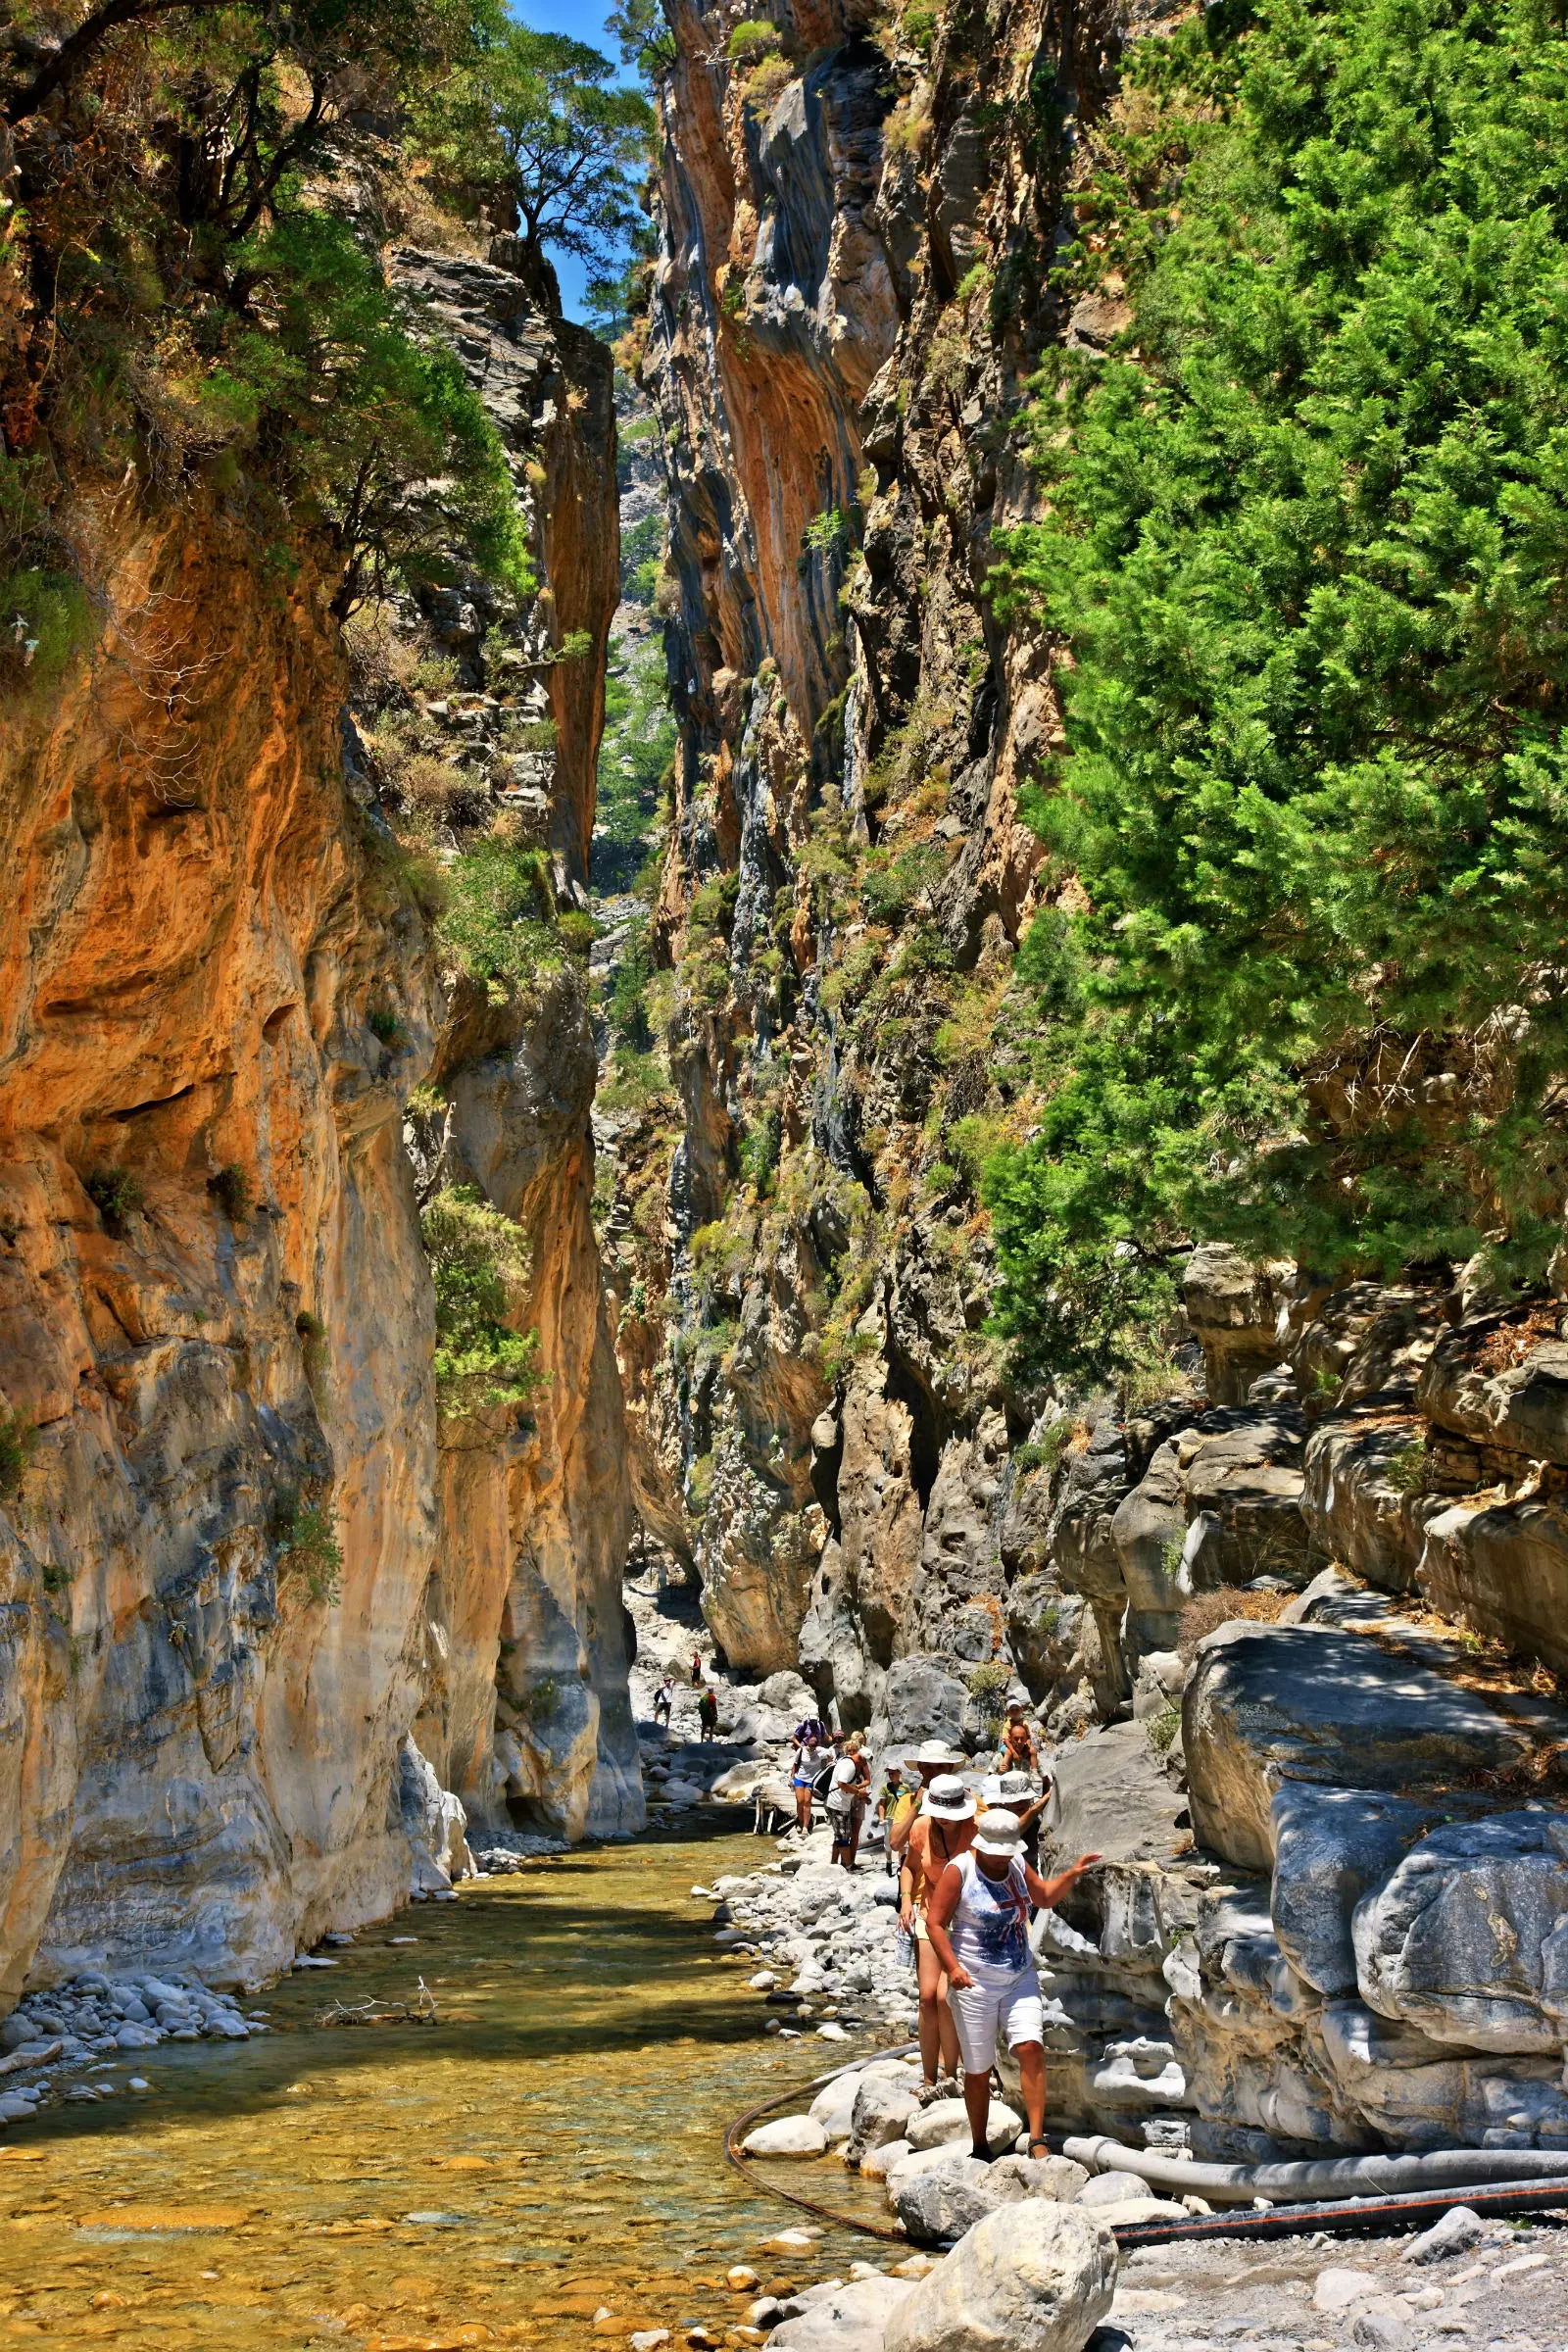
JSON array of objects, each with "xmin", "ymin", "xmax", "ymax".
[
  {"xmin": 810, "ymin": 2075, "xmax": 865, "ymax": 2140},
  {"xmin": 1179, "ymin": 1409, "xmax": 1311, "ymax": 1584},
  {"xmin": 848, "ymin": 2072, "xmax": 920, "ymax": 2161},
  {"xmin": 1110, "ymin": 1442, "xmax": 1185, "ymax": 1654},
  {"xmin": 742, "ymin": 2115, "xmax": 829, "ymax": 2158},
  {"xmin": 882, "ymin": 2199, "xmax": 1117, "ymax": 2352},
  {"xmin": 769, "ymin": 2275, "xmax": 919, "ymax": 2352},
  {"xmin": 1417, "ymin": 1497, "xmax": 1568, "ymax": 1677},
  {"xmin": 1419, "ymin": 1327, "xmax": 1568, "ymax": 1466},
  {"xmin": 906, "ymin": 2096, "xmax": 1020, "ymax": 2155},
  {"xmin": 1183, "ymin": 1246, "xmax": 1294, "ymax": 1405},
  {"xmin": 1352, "ymin": 1811, "xmax": 1568, "ymax": 2052},
  {"xmin": 1048, "ymin": 1719, "xmax": 1189, "ymax": 1871},
  {"xmin": 1301, "ymin": 1410, "xmax": 1432, "ymax": 1595},
  {"xmin": 1270, "ymin": 1785, "xmax": 1458, "ymax": 1995},
  {"xmin": 889, "ymin": 2153, "xmax": 1002, "ymax": 2244},
  {"xmin": 880, "ymin": 1655, "xmax": 972, "ymax": 1756},
  {"xmin": 1184, "ymin": 1622, "xmax": 1533, "ymax": 1871}
]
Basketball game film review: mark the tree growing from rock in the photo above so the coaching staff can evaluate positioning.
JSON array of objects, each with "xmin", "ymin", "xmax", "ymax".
[{"xmin": 415, "ymin": 15, "xmax": 655, "ymax": 296}]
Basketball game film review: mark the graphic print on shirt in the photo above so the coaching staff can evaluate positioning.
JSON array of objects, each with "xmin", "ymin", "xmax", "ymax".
[{"xmin": 961, "ymin": 1857, "xmax": 1030, "ymax": 1974}]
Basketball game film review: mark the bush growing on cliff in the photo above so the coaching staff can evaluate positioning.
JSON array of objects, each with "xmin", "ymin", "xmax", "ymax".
[
  {"xmin": 989, "ymin": 0, "xmax": 1568, "ymax": 1381},
  {"xmin": 275, "ymin": 1501, "xmax": 344, "ymax": 1607},
  {"xmin": 0, "ymin": 1408, "xmax": 36, "ymax": 1501},
  {"xmin": 420, "ymin": 1185, "xmax": 542, "ymax": 1434},
  {"xmin": 438, "ymin": 835, "xmax": 559, "ymax": 997}
]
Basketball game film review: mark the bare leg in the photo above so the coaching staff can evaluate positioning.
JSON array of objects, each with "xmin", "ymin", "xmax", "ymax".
[
  {"xmin": 796, "ymin": 1787, "xmax": 812, "ymax": 1836},
  {"xmin": 962, "ymin": 2068, "xmax": 993, "ymax": 2158},
  {"xmin": 915, "ymin": 1937, "xmax": 961, "ymax": 2082},
  {"xmin": 1016, "ymin": 2040, "xmax": 1047, "ymax": 2149}
]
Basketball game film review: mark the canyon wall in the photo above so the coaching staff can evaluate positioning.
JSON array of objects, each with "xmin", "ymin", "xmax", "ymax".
[
  {"xmin": 0, "ymin": 242, "xmax": 639, "ymax": 2002},
  {"xmin": 612, "ymin": 0, "xmax": 1568, "ymax": 2157}
]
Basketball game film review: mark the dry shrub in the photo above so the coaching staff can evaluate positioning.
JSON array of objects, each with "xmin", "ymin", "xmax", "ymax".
[
  {"xmin": 1177, "ymin": 1584, "xmax": 1295, "ymax": 1663},
  {"xmin": 402, "ymin": 753, "xmax": 490, "ymax": 828}
]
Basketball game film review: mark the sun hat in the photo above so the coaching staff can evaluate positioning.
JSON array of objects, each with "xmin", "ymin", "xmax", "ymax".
[
  {"xmin": 980, "ymin": 1774, "xmax": 1006, "ymax": 1806},
  {"xmin": 1004, "ymin": 1695, "xmax": 1029, "ymax": 1715},
  {"xmin": 973, "ymin": 1807, "xmax": 1026, "ymax": 1858},
  {"xmin": 999, "ymin": 1770, "xmax": 1036, "ymax": 1802},
  {"xmin": 915, "ymin": 1738, "xmax": 960, "ymax": 1765},
  {"xmin": 923, "ymin": 1774, "xmax": 976, "ymax": 1822}
]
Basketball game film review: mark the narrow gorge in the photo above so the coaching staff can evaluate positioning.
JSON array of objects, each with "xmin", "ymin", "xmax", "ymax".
[{"xmin": 6, "ymin": 0, "xmax": 1568, "ymax": 2331}]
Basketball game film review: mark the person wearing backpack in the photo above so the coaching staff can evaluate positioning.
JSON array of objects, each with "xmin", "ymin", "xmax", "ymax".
[{"xmin": 825, "ymin": 1734, "xmax": 871, "ymax": 1871}]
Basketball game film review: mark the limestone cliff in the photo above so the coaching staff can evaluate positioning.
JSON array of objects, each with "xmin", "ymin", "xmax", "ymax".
[
  {"xmin": 0, "ymin": 232, "xmax": 638, "ymax": 2000},
  {"xmin": 611, "ymin": 0, "xmax": 1568, "ymax": 2161}
]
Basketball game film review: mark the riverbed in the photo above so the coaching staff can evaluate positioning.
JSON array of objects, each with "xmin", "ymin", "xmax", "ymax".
[{"xmin": 0, "ymin": 1829, "xmax": 879, "ymax": 2349}]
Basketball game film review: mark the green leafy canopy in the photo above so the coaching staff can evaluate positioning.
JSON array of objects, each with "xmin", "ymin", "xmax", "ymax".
[{"xmin": 987, "ymin": 0, "xmax": 1568, "ymax": 1382}]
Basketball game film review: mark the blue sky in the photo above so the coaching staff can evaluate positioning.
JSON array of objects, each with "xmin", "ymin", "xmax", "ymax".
[{"xmin": 510, "ymin": 0, "xmax": 643, "ymax": 322}]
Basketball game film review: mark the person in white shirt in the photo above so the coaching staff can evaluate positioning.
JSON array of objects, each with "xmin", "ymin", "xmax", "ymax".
[{"xmin": 826, "ymin": 1733, "xmax": 871, "ymax": 1870}]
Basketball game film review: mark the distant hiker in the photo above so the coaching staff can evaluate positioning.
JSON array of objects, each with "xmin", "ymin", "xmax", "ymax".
[
  {"xmin": 653, "ymin": 1675, "xmax": 674, "ymax": 1728},
  {"xmin": 1000, "ymin": 1697, "xmax": 1039, "ymax": 1775},
  {"xmin": 826, "ymin": 1734, "xmax": 871, "ymax": 1872},
  {"xmin": 698, "ymin": 1684, "xmax": 718, "ymax": 1741},
  {"xmin": 900, "ymin": 1774, "xmax": 975, "ymax": 2097},
  {"xmin": 690, "ymin": 1651, "xmax": 703, "ymax": 1687},
  {"xmin": 789, "ymin": 1724, "xmax": 826, "ymax": 1836},
  {"xmin": 925, "ymin": 1809, "xmax": 1100, "ymax": 2163},
  {"xmin": 877, "ymin": 1759, "xmax": 922, "ymax": 1877}
]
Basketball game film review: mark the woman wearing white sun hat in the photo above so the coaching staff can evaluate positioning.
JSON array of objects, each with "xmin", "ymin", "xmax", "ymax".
[
  {"xmin": 925, "ymin": 1807, "xmax": 1101, "ymax": 2162},
  {"xmin": 899, "ymin": 1772, "xmax": 975, "ymax": 2098}
]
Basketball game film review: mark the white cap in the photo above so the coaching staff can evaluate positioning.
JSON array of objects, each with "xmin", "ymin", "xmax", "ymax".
[{"xmin": 973, "ymin": 1808, "xmax": 1025, "ymax": 1859}]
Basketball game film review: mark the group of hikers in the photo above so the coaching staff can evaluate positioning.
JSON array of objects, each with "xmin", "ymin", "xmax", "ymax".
[{"xmin": 789, "ymin": 1699, "xmax": 1102, "ymax": 2169}]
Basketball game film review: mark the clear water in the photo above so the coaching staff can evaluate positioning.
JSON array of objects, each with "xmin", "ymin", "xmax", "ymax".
[{"xmin": 0, "ymin": 1830, "xmax": 889, "ymax": 2349}]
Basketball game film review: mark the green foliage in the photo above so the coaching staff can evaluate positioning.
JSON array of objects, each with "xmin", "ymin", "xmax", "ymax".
[
  {"xmin": 727, "ymin": 18, "xmax": 780, "ymax": 56},
  {"xmin": 210, "ymin": 1164, "xmax": 251, "ymax": 1223},
  {"xmin": 1013, "ymin": 1422, "xmax": 1073, "ymax": 1479},
  {"xmin": 420, "ymin": 1185, "xmax": 543, "ymax": 1430},
  {"xmin": 739, "ymin": 1104, "xmax": 782, "ymax": 1197},
  {"xmin": 1385, "ymin": 1440, "xmax": 1428, "ymax": 1494},
  {"xmin": 990, "ymin": 0, "xmax": 1568, "ymax": 1379},
  {"xmin": 276, "ymin": 1502, "xmax": 344, "ymax": 1606},
  {"xmin": 438, "ymin": 837, "xmax": 558, "ymax": 996},
  {"xmin": 596, "ymin": 633, "xmax": 676, "ymax": 896},
  {"xmin": 368, "ymin": 1005, "xmax": 406, "ymax": 1047},
  {"xmin": 608, "ymin": 918, "xmax": 656, "ymax": 1048},
  {"xmin": 804, "ymin": 507, "xmax": 851, "ymax": 559},
  {"xmin": 862, "ymin": 841, "xmax": 944, "ymax": 923},
  {"xmin": 1147, "ymin": 1700, "xmax": 1183, "ymax": 1755},
  {"xmin": 966, "ymin": 1659, "xmax": 1009, "ymax": 1699},
  {"xmin": 620, "ymin": 513, "xmax": 663, "ymax": 602},
  {"xmin": 86, "ymin": 1169, "xmax": 143, "ymax": 1234},
  {"xmin": 413, "ymin": 19, "xmax": 654, "ymax": 271},
  {"xmin": 605, "ymin": 0, "xmax": 676, "ymax": 79},
  {"xmin": 0, "ymin": 1407, "xmax": 36, "ymax": 1500}
]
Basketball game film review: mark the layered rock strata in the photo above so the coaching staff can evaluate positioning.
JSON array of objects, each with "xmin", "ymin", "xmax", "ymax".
[{"xmin": 0, "ymin": 243, "xmax": 638, "ymax": 2004}]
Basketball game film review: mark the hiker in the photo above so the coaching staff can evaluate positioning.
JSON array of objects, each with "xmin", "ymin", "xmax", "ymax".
[
  {"xmin": 999, "ymin": 1697, "xmax": 1039, "ymax": 1775},
  {"xmin": 925, "ymin": 1809, "xmax": 1101, "ymax": 2163},
  {"xmin": 877, "ymin": 1759, "xmax": 922, "ymax": 1877},
  {"xmin": 899, "ymin": 1773, "xmax": 975, "ymax": 2098},
  {"xmin": 826, "ymin": 1734, "xmax": 871, "ymax": 1872},
  {"xmin": 653, "ymin": 1675, "xmax": 674, "ymax": 1729},
  {"xmin": 698, "ymin": 1683, "xmax": 718, "ymax": 1741},
  {"xmin": 690, "ymin": 1651, "xmax": 703, "ymax": 1687},
  {"xmin": 789, "ymin": 1723, "xmax": 826, "ymax": 1836},
  {"xmin": 982, "ymin": 1769, "xmax": 1052, "ymax": 1878}
]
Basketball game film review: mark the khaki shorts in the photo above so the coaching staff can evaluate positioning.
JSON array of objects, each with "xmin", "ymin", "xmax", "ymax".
[{"xmin": 912, "ymin": 1913, "xmax": 932, "ymax": 1944}]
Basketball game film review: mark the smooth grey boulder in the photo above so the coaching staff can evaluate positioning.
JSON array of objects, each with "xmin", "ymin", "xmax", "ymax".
[
  {"xmin": 1270, "ymin": 1784, "xmax": 1459, "ymax": 1995},
  {"xmin": 1180, "ymin": 1409, "xmax": 1310, "ymax": 1583},
  {"xmin": 988, "ymin": 2152, "xmax": 1088, "ymax": 2204},
  {"xmin": 882, "ymin": 2197, "xmax": 1118, "ymax": 2352},
  {"xmin": 1419, "ymin": 1328, "xmax": 1568, "ymax": 1465},
  {"xmin": 1184, "ymin": 1622, "xmax": 1532, "ymax": 1870},
  {"xmin": 848, "ymin": 2073, "xmax": 920, "ymax": 2161},
  {"xmin": 1403, "ymin": 2205, "xmax": 1485, "ymax": 2263},
  {"xmin": 810, "ymin": 2075, "xmax": 864, "ymax": 2140},
  {"xmin": 1075, "ymin": 2171, "xmax": 1152, "ymax": 2209},
  {"xmin": 906, "ymin": 2096, "xmax": 1020, "ymax": 2155},
  {"xmin": 1183, "ymin": 1245, "xmax": 1293, "ymax": 1406},
  {"xmin": 1352, "ymin": 1810, "xmax": 1568, "ymax": 2051},
  {"xmin": 769, "ymin": 2275, "xmax": 918, "ymax": 2352},
  {"xmin": 742, "ymin": 2114, "xmax": 829, "ymax": 2157},
  {"xmin": 1316, "ymin": 1994, "xmax": 1568, "ymax": 2148},
  {"xmin": 1301, "ymin": 1411, "xmax": 1431, "ymax": 1595},
  {"xmin": 1417, "ymin": 1496, "xmax": 1568, "ymax": 1678},
  {"xmin": 889, "ymin": 2154, "xmax": 1001, "ymax": 2243},
  {"xmin": 1111, "ymin": 1442, "xmax": 1185, "ymax": 1651}
]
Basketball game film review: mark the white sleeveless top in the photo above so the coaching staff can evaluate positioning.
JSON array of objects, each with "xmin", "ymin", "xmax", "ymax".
[{"xmin": 948, "ymin": 1849, "xmax": 1034, "ymax": 1983}]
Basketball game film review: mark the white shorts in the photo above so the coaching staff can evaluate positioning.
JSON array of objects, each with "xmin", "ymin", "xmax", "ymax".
[{"xmin": 948, "ymin": 1970, "xmax": 1045, "ymax": 2075}]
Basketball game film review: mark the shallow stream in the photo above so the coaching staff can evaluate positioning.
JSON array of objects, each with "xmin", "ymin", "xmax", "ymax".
[{"xmin": 0, "ymin": 1829, "xmax": 884, "ymax": 2350}]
